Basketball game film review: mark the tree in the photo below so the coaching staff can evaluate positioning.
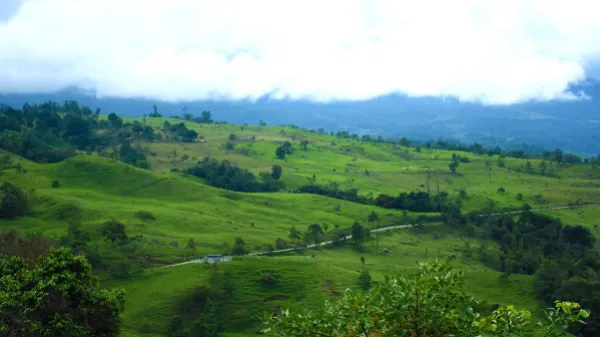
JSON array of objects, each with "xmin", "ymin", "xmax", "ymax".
[
  {"xmin": 533, "ymin": 259, "xmax": 567, "ymax": 303},
  {"xmin": 516, "ymin": 193, "xmax": 523, "ymax": 201},
  {"xmin": 231, "ymin": 237, "xmax": 248, "ymax": 256},
  {"xmin": 0, "ymin": 247, "xmax": 126, "ymax": 337},
  {"xmin": 62, "ymin": 222, "xmax": 91, "ymax": 252},
  {"xmin": 182, "ymin": 129, "xmax": 198, "ymax": 143},
  {"xmin": 229, "ymin": 133, "xmax": 237, "ymax": 141},
  {"xmin": 187, "ymin": 238, "xmax": 196, "ymax": 250},
  {"xmin": 134, "ymin": 210, "xmax": 156, "ymax": 224},
  {"xmin": 275, "ymin": 238, "xmax": 288, "ymax": 250},
  {"xmin": 307, "ymin": 224, "xmax": 324, "ymax": 244},
  {"xmin": 288, "ymin": 226, "xmax": 301, "ymax": 241},
  {"xmin": 200, "ymin": 110, "xmax": 213, "ymax": 124},
  {"xmin": 275, "ymin": 146, "xmax": 287, "ymax": 159},
  {"xmin": 149, "ymin": 104, "xmax": 162, "ymax": 118},
  {"xmin": 497, "ymin": 187, "xmax": 506, "ymax": 194},
  {"xmin": 100, "ymin": 219, "xmax": 128, "ymax": 245},
  {"xmin": 0, "ymin": 182, "xmax": 28, "ymax": 219},
  {"xmin": 300, "ymin": 139, "xmax": 309, "ymax": 150},
  {"xmin": 358, "ymin": 268, "xmax": 372, "ymax": 290},
  {"xmin": 263, "ymin": 260, "xmax": 589, "ymax": 337},
  {"xmin": 351, "ymin": 221, "xmax": 366, "ymax": 243},
  {"xmin": 51, "ymin": 180, "xmax": 60, "ymax": 188},
  {"xmin": 108, "ymin": 112, "xmax": 123, "ymax": 129},
  {"xmin": 225, "ymin": 141, "xmax": 236, "ymax": 150},
  {"xmin": 449, "ymin": 160, "xmax": 459, "ymax": 174},
  {"xmin": 367, "ymin": 211, "xmax": 379, "ymax": 223},
  {"xmin": 271, "ymin": 164, "xmax": 283, "ymax": 180}
]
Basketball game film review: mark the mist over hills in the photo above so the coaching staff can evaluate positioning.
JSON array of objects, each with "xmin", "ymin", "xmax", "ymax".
[{"xmin": 1, "ymin": 82, "xmax": 599, "ymax": 156}]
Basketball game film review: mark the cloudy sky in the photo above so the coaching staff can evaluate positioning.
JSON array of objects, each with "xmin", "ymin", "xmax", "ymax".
[{"xmin": 1, "ymin": 0, "xmax": 600, "ymax": 104}]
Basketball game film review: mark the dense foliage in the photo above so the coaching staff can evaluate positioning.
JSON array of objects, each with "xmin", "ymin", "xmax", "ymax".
[
  {"xmin": 186, "ymin": 157, "xmax": 285, "ymax": 192},
  {"xmin": 264, "ymin": 260, "xmax": 589, "ymax": 337},
  {"xmin": 471, "ymin": 210, "xmax": 599, "ymax": 336},
  {"xmin": 295, "ymin": 183, "xmax": 459, "ymax": 215},
  {"xmin": 0, "ymin": 101, "xmax": 156, "ymax": 168},
  {"xmin": 0, "ymin": 182, "xmax": 29, "ymax": 219},
  {"xmin": 330, "ymin": 128, "xmax": 595, "ymax": 164},
  {"xmin": 0, "ymin": 247, "xmax": 125, "ymax": 337}
]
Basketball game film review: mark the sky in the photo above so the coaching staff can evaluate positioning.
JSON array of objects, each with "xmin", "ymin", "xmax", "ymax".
[{"xmin": 1, "ymin": 0, "xmax": 600, "ymax": 104}]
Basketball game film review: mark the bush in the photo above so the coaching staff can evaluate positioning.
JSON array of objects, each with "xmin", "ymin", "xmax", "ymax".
[
  {"xmin": 0, "ymin": 182, "xmax": 28, "ymax": 219},
  {"xmin": 134, "ymin": 210, "xmax": 156, "ymax": 223},
  {"xmin": 51, "ymin": 180, "xmax": 60, "ymax": 188}
]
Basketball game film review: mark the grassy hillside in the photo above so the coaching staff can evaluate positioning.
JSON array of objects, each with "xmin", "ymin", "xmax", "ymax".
[{"xmin": 2, "ymin": 116, "xmax": 599, "ymax": 336}]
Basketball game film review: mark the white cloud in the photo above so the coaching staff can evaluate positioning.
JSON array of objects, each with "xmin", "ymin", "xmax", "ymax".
[{"xmin": 1, "ymin": 0, "xmax": 600, "ymax": 104}]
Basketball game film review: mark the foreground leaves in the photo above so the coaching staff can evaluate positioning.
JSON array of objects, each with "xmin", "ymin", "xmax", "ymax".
[
  {"xmin": 264, "ymin": 260, "xmax": 589, "ymax": 337},
  {"xmin": 0, "ymin": 247, "xmax": 125, "ymax": 337}
]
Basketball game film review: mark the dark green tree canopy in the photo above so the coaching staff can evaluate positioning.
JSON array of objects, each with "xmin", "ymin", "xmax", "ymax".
[
  {"xmin": 0, "ymin": 247, "xmax": 125, "ymax": 337},
  {"xmin": 100, "ymin": 219, "xmax": 128, "ymax": 244},
  {"xmin": 0, "ymin": 182, "xmax": 28, "ymax": 219}
]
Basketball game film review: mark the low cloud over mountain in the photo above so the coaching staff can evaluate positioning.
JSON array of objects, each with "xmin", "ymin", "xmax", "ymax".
[{"xmin": 2, "ymin": 0, "xmax": 600, "ymax": 104}]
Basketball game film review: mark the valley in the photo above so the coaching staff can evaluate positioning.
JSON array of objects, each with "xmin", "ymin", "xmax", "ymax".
[{"xmin": 1, "ymin": 103, "xmax": 599, "ymax": 336}]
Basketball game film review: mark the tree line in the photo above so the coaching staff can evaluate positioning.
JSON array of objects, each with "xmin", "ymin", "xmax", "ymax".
[
  {"xmin": 295, "ymin": 182, "xmax": 459, "ymax": 214},
  {"xmin": 186, "ymin": 157, "xmax": 285, "ymax": 192},
  {"xmin": 466, "ymin": 208, "xmax": 599, "ymax": 336}
]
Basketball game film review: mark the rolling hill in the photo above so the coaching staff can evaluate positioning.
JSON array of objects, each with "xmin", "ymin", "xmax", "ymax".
[{"xmin": 1, "ymin": 107, "xmax": 599, "ymax": 336}]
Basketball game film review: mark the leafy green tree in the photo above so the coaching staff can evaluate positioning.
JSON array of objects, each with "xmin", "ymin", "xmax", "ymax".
[
  {"xmin": 61, "ymin": 222, "xmax": 91, "ymax": 252},
  {"xmin": 367, "ymin": 211, "xmax": 379, "ymax": 223},
  {"xmin": 229, "ymin": 133, "xmax": 237, "ymax": 141},
  {"xmin": 149, "ymin": 104, "xmax": 162, "ymax": 117},
  {"xmin": 449, "ymin": 160, "xmax": 459, "ymax": 174},
  {"xmin": 351, "ymin": 221, "xmax": 366, "ymax": 243},
  {"xmin": 275, "ymin": 238, "xmax": 288, "ymax": 250},
  {"xmin": 51, "ymin": 180, "xmax": 60, "ymax": 188},
  {"xmin": 182, "ymin": 129, "xmax": 198, "ymax": 143},
  {"xmin": 187, "ymin": 238, "xmax": 196, "ymax": 250},
  {"xmin": 358, "ymin": 268, "xmax": 372, "ymax": 290},
  {"xmin": 0, "ymin": 247, "xmax": 125, "ymax": 337},
  {"xmin": 108, "ymin": 112, "xmax": 123, "ymax": 129},
  {"xmin": 100, "ymin": 219, "xmax": 128, "ymax": 245},
  {"xmin": 225, "ymin": 141, "xmax": 236, "ymax": 150},
  {"xmin": 533, "ymin": 259, "xmax": 568, "ymax": 303},
  {"xmin": 271, "ymin": 164, "xmax": 283, "ymax": 180},
  {"xmin": 300, "ymin": 139, "xmax": 309, "ymax": 150},
  {"xmin": 525, "ymin": 161, "xmax": 534, "ymax": 174},
  {"xmin": 275, "ymin": 145, "xmax": 287, "ymax": 159},
  {"xmin": 0, "ymin": 182, "xmax": 28, "ymax": 219},
  {"xmin": 231, "ymin": 237, "xmax": 248, "ymax": 256},
  {"xmin": 200, "ymin": 110, "xmax": 213, "ymax": 124},
  {"xmin": 134, "ymin": 210, "xmax": 156, "ymax": 224},
  {"xmin": 288, "ymin": 225, "xmax": 301, "ymax": 241},
  {"xmin": 263, "ymin": 260, "xmax": 589, "ymax": 337},
  {"xmin": 307, "ymin": 224, "xmax": 324, "ymax": 244},
  {"xmin": 516, "ymin": 193, "xmax": 523, "ymax": 201}
]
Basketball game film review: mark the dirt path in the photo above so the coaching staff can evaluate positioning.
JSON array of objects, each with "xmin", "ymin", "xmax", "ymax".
[{"xmin": 159, "ymin": 203, "xmax": 598, "ymax": 269}]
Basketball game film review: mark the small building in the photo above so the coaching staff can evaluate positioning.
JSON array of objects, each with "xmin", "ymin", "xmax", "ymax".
[{"xmin": 204, "ymin": 255, "xmax": 232, "ymax": 263}]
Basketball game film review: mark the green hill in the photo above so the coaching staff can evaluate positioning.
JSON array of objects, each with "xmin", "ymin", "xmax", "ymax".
[{"xmin": 1, "ymin": 106, "xmax": 599, "ymax": 336}]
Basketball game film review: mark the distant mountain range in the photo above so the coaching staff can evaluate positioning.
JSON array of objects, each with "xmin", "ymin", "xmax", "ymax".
[{"xmin": 1, "ymin": 83, "xmax": 599, "ymax": 156}]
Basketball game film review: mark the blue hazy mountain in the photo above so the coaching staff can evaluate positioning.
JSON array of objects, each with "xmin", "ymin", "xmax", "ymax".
[{"xmin": 1, "ymin": 84, "xmax": 599, "ymax": 156}]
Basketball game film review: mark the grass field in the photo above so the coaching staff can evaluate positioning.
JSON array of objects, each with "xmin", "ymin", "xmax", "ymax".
[{"xmin": 1, "ymin": 117, "xmax": 598, "ymax": 336}]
